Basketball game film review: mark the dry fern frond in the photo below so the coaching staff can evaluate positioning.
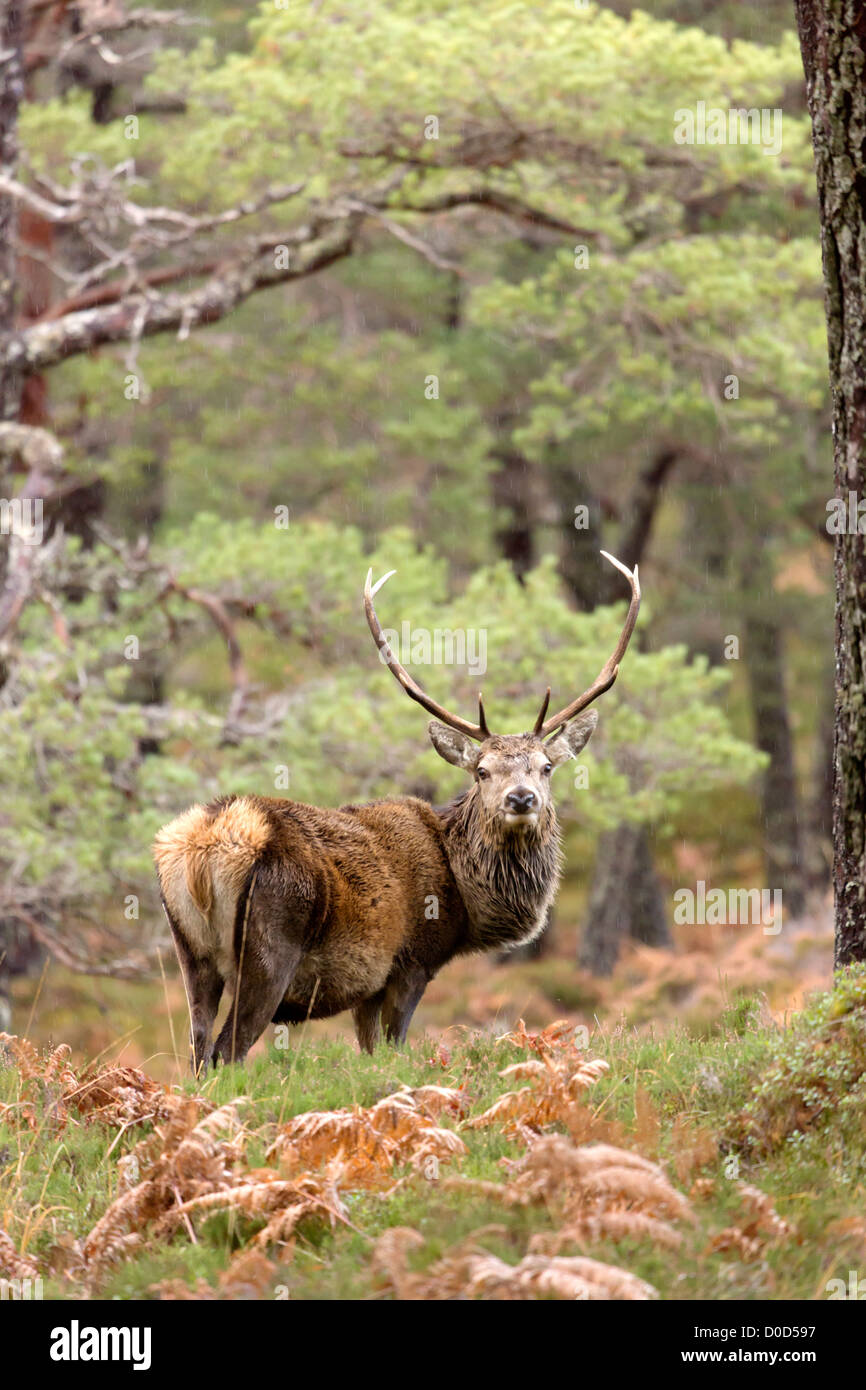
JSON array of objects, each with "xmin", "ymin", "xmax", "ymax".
[
  {"xmin": 218, "ymin": 1248, "xmax": 279, "ymax": 1297},
  {"xmin": 83, "ymin": 1096, "xmax": 353, "ymax": 1285},
  {"xmin": 535, "ymin": 1208, "xmax": 682, "ymax": 1252},
  {"xmin": 498, "ymin": 1060, "xmax": 548, "ymax": 1082},
  {"xmin": 370, "ymin": 1226, "xmax": 658, "ymax": 1301},
  {"xmin": 497, "ymin": 1019, "xmax": 585, "ymax": 1057},
  {"xmin": 0, "ymin": 1230, "xmax": 40, "ymax": 1280},
  {"xmin": 0, "ymin": 1033, "xmax": 183, "ymax": 1134},
  {"xmin": 469, "ymin": 1049, "xmax": 609, "ymax": 1137},
  {"xmin": 447, "ymin": 1133, "xmax": 692, "ymax": 1255},
  {"xmin": 705, "ymin": 1181, "xmax": 796, "ymax": 1261},
  {"xmin": 468, "ymin": 1252, "xmax": 657, "ymax": 1301},
  {"xmin": 156, "ymin": 1170, "xmax": 346, "ymax": 1239},
  {"xmin": 370, "ymin": 1225, "xmax": 425, "ymax": 1287},
  {"xmin": 268, "ymin": 1085, "xmax": 467, "ymax": 1188},
  {"xmin": 735, "ymin": 1182, "xmax": 795, "ymax": 1239},
  {"xmin": 0, "ymin": 1033, "xmax": 42, "ymax": 1080},
  {"xmin": 151, "ymin": 1248, "xmax": 278, "ymax": 1301},
  {"xmin": 82, "ymin": 1100, "xmax": 245, "ymax": 1275}
]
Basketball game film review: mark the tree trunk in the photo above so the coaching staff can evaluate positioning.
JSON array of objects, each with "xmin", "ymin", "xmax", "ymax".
[
  {"xmin": 742, "ymin": 605, "xmax": 807, "ymax": 916},
  {"xmin": 806, "ymin": 687, "xmax": 834, "ymax": 889},
  {"xmin": 0, "ymin": 2, "xmax": 23, "ymax": 424},
  {"xmin": 628, "ymin": 826, "xmax": 672, "ymax": 946},
  {"xmin": 0, "ymin": 6, "xmax": 23, "ymax": 681},
  {"xmin": 796, "ymin": 0, "xmax": 866, "ymax": 964},
  {"xmin": 554, "ymin": 466, "xmax": 609, "ymax": 610},
  {"xmin": 491, "ymin": 448, "xmax": 536, "ymax": 581},
  {"xmin": 578, "ymin": 824, "xmax": 671, "ymax": 974}
]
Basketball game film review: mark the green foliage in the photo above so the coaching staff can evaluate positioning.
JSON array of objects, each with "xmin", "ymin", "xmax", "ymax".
[
  {"xmin": 3, "ymin": 0, "xmax": 830, "ymax": 963},
  {"xmin": 723, "ymin": 964, "xmax": 866, "ymax": 1160},
  {"xmin": 472, "ymin": 235, "xmax": 826, "ymax": 452},
  {"xmin": 138, "ymin": 2, "xmax": 812, "ymax": 220}
]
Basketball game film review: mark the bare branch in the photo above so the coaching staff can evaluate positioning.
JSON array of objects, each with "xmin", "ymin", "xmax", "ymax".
[
  {"xmin": 1, "ymin": 165, "xmax": 612, "ymax": 374},
  {"xmin": 0, "ymin": 422, "xmax": 67, "ymax": 644},
  {"xmin": 345, "ymin": 198, "xmax": 465, "ymax": 275},
  {"xmin": 395, "ymin": 185, "xmax": 606, "ymax": 245},
  {"xmin": 13, "ymin": 909, "xmax": 160, "ymax": 980},
  {"xmin": 0, "ymin": 170, "xmax": 304, "ymax": 240},
  {"xmin": 0, "ymin": 421, "xmax": 64, "ymax": 471},
  {"xmin": 5, "ymin": 215, "xmax": 360, "ymax": 371},
  {"xmin": 166, "ymin": 580, "xmax": 251, "ymax": 739},
  {"xmin": 24, "ymin": 2, "xmax": 201, "ymax": 76},
  {"xmin": 0, "ymin": 173, "xmax": 83, "ymax": 224}
]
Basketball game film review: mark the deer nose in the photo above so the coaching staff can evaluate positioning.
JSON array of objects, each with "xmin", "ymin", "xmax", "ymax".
[{"xmin": 505, "ymin": 787, "xmax": 537, "ymax": 814}]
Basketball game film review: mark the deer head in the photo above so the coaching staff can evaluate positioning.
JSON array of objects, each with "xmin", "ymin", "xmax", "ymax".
[{"xmin": 364, "ymin": 551, "xmax": 641, "ymax": 834}]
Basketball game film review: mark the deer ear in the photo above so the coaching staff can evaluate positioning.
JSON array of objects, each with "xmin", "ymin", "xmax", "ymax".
[
  {"xmin": 545, "ymin": 710, "xmax": 598, "ymax": 767},
  {"xmin": 428, "ymin": 720, "xmax": 479, "ymax": 770}
]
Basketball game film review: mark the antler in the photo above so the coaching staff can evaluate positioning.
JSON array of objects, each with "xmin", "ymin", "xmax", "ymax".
[
  {"xmin": 535, "ymin": 550, "xmax": 641, "ymax": 738},
  {"xmin": 365, "ymin": 551, "xmax": 640, "ymax": 743},
  {"xmin": 364, "ymin": 569, "xmax": 492, "ymax": 741}
]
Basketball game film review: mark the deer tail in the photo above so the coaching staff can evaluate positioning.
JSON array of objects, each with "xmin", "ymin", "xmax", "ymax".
[{"xmin": 153, "ymin": 797, "xmax": 271, "ymax": 944}]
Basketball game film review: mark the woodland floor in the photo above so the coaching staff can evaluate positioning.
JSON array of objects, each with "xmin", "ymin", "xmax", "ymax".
[{"xmin": 1, "ymin": 897, "xmax": 864, "ymax": 1301}]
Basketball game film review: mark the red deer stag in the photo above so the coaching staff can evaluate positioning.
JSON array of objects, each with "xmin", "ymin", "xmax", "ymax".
[{"xmin": 154, "ymin": 551, "xmax": 640, "ymax": 1071}]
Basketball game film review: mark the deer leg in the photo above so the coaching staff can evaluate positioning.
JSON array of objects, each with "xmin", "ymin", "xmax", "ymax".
[
  {"xmin": 381, "ymin": 963, "xmax": 428, "ymax": 1046},
  {"xmin": 353, "ymin": 988, "xmax": 386, "ymax": 1054},
  {"xmin": 212, "ymin": 870, "xmax": 303, "ymax": 1067},
  {"xmin": 162, "ymin": 896, "xmax": 224, "ymax": 1077},
  {"xmin": 187, "ymin": 959, "xmax": 224, "ymax": 1077},
  {"xmin": 213, "ymin": 936, "xmax": 302, "ymax": 1066}
]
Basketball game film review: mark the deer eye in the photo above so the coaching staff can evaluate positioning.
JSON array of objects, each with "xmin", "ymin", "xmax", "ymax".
[
  {"xmin": 476, "ymin": 767, "xmax": 489, "ymax": 780},
  {"xmin": 542, "ymin": 762, "xmax": 553, "ymax": 775}
]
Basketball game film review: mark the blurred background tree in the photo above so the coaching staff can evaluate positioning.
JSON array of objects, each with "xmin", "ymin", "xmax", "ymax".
[{"xmin": 0, "ymin": 0, "xmax": 832, "ymax": 1027}]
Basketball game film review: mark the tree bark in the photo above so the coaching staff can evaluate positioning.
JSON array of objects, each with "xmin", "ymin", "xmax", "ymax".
[
  {"xmin": 0, "ymin": 1, "xmax": 23, "ymax": 423},
  {"xmin": 742, "ymin": 604, "xmax": 807, "ymax": 916},
  {"xmin": 796, "ymin": 0, "xmax": 866, "ymax": 964},
  {"xmin": 0, "ymin": 0, "xmax": 34, "ymax": 1026},
  {"xmin": 807, "ymin": 685, "xmax": 834, "ymax": 888}
]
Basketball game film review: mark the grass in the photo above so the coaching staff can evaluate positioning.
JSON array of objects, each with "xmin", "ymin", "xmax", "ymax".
[{"xmin": 1, "ymin": 965, "xmax": 865, "ymax": 1301}]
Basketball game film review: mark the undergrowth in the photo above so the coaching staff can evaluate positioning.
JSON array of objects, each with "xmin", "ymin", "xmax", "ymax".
[{"xmin": 1, "ymin": 966, "xmax": 865, "ymax": 1301}]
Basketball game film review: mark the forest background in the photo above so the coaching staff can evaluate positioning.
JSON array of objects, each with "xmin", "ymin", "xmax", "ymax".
[{"xmin": 0, "ymin": 0, "xmax": 836, "ymax": 1075}]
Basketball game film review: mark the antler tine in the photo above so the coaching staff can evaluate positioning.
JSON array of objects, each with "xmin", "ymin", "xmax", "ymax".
[
  {"xmin": 532, "ymin": 687, "xmax": 551, "ymax": 735},
  {"xmin": 364, "ymin": 569, "xmax": 491, "ymax": 741},
  {"xmin": 539, "ymin": 551, "xmax": 641, "ymax": 739},
  {"xmin": 478, "ymin": 693, "xmax": 490, "ymax": 738}
]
